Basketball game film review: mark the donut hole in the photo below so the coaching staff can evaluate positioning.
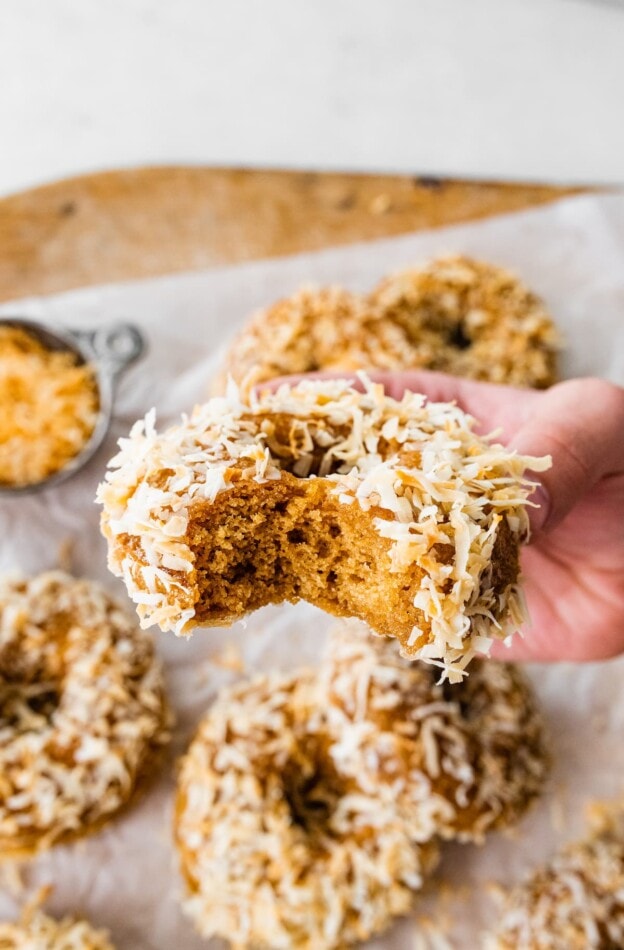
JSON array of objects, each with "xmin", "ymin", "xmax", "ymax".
[
  {"xmin": 0, "ymin": 683, "xmax": 61, "ymax": 730},
  {"xmin": 448, "ymin": 320, "xmax": 472, "ymax": 351},
  {"xmin": 259, "ymin": 414, "xmax": 356, "ymax": 480},
  {"xmin": 281, "ymin": 746, "xmax": 347, "ymax": 839},
  {"xmin": 0, "ymin": 639, "xmax": 62, "ymax": 730},
  {"xmin": 394, "ymin": 300, "xmax": 473, "ymax": 353}
]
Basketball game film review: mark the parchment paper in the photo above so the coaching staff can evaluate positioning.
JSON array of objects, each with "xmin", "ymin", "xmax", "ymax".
[{"xmin": 1, "ymin": 192, "xmax": 623, "ymax": 949}]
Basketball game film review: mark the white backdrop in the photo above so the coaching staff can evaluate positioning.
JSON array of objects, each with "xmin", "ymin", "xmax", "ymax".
[{"xmin": 1, "ymin": 0, "xmax": 624, "ymax": 196}]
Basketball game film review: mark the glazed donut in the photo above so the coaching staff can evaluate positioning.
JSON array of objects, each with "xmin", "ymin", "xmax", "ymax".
[
  {"xmin": 217, "ymin": 256, "xmax": 559, "ymax": 391},
  {"xmin": 320, "ymin": 622, "xmax": 549, "ymax": 843},
  {"xmin": 0, "ymin": 572, "xmax": 170, "ymax": 857},
  {"xmin": 99, "ymin": 376, "xmax": 549, "ymax": 680},
  {"xmin": 0, "ymin": 905, "xmax": 114, "ymax": 949},
  {"xmin": 174, "ymin": 666, "xmax": 440, "ymax": 950},
  {"xmin": 485, "ymin": 805, "xmax": 624, "ymax": 949}
]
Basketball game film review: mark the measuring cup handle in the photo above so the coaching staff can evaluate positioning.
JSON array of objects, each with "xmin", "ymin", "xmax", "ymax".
[{"xmin": 71, "ymin": 323, "xmax": 146, "ymax": 380}]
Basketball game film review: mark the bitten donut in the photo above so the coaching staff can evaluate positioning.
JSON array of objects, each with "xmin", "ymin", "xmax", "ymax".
[
  {"xmin": 485, "ymin": 805, "xmax": 624, "ymax": 949},
  {"xmin": 320, "ymin": 622, "xmax": 549, "ymax": 843},
  {"xmin": 0, "ymin": 572, "xmax": 170, "ymax": 857},
  {"xmin": 99, "ymin": 377, "xmax": 549, "ymax": 679},
  {"xmin": 0, "ymin": 905, "xmax": 114, "ymax": 949},
  {"xmin": 174, "ymin": 666, "xmax": 440, "ymax": 950},
  {"xmin": 217, "ymin": 256, "xmax": 559, "ymax": 391}
]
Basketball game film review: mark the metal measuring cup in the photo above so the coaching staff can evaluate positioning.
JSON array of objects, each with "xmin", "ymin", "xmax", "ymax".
[{"xmin": 0, "ymin": 318, "xmax": 145, "ymax": 496}]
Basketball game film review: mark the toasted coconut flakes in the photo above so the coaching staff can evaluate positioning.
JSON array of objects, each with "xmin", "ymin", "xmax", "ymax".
[
  {"xmin": 319, "ymin": 622, "xmax": 549, "ymax": 845},
  {"xmin": 0, "ymin": 572, "xmax": 171, "ymax": 857},
  {"xmin": 413, "ymin": 914, "xmax": 455, "ymax": 950},
  {"xmin": 210, "ymin": 643, "xmax": 245, "ymax": 673},
  {"xmin": 485, "ymin": 804, "xmax": 624, "ymax": 949},
  {"xmin": 175, "ymin": 666, "xmax": 439, "ymax": 949},
  {"xmin": 0, "ymin": 326, "xmax": 99, "ymax": 488},
  {"xmin": 0, "ymin": 904, "xmax": 115, "ymax": 949},
  {"xmin": 175, "ymin": 621, "xmax": 548, "ymax": 949},
  {"xmin": 216, "ymin": 256, "xmax": 560, "ymax": 392},
  {"xmin": 0, "ymin": 863, "xmax": 24, "ymax": 898},
  {"xmin": 98, "ymin": 376, "xmax": 549, "ymax": 680}
]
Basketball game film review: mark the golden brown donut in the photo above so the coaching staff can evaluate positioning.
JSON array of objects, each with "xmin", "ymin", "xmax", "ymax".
[
  {"xmin": 0, "ymin": 571, "xmax": 171, "ymax": 857},
  {"xmin": 175, "ymin": 665, "xmax": 440, "ymax": 950},
  {"xmin": 213, "ymin": 286, "xmax": 381, "ymax": 392},
  {"xmin": 369, "ymin": 255, "xmax": 559, "ymax": 388},
  {"xmin": 98, "ymin": 377, "xmax": 549, "ymax": 680},
  {"xmin": 174, "ymin": 622, "xmax": 548, "ymax": 949}
]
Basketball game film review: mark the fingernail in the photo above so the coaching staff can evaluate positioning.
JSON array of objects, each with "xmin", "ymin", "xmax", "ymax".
[{"xmin": 528, "ymin": 483, "xmax": 551, "ymax": 535}]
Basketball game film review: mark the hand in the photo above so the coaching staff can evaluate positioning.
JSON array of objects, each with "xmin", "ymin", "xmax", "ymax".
[{"xmin": 368, "ymin": 372, "xmax": 624, "ymax": 663}]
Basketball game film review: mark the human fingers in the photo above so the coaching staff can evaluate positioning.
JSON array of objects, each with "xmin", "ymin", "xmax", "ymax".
[
  {"xmin": 511, "ymin": 378, "xmax": 624, "ymax": 532},
  {"xmin": 364, "ymin": 371, "xmax": 542, "ymax": 439}
]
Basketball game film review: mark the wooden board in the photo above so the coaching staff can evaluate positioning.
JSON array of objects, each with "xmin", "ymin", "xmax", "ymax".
[{"xmin": 0, "ymin": 166, "xmax": 582, "ymax": 303}]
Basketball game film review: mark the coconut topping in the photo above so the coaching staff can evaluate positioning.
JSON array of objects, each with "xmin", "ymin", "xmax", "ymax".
[
  {"xmin": 217, "ymin": 255, "xmax": 560, "ymax": 392},
  {"xmin": 98, "ymin": 376, "xmax": 549, "ymax": 679},
  {"xmin": 485, "ymin": 803, "xmax": 624, "ymax": 949},
  {"xmin": 175, "ymin": 666, "xmax": 439, "ymax": 950},
  {"xmin": 319, "ymin": 621, "xmax": 549, "ymax": 844},
  {"xmin": 0, "ymin": 572, "xmax": 170, "ymax": 856},
  {"xmin": 175, "ymin": 621, "xmax": 547, "ymax": 949},
  {"xmin": 0, "ymin": 325, "xmax": 99, "ymax": 488},
  {"xmin": 0, "ymin": 903, "xmax": 115, "ymax": 950}
]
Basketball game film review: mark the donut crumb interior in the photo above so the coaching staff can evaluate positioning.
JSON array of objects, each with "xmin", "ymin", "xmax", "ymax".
[
  {"xmin": 190, "ymin": 471, "xmax": 518, "ymax": 657},
  {"xmin": 191, "ymin": 475, "xmax": 424, "ymax": 641}
]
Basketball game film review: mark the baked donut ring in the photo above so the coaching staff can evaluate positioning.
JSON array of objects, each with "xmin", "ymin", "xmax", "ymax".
[
  {"xmin": 0, "ymin": 905, "xmax": 114, "ymax": 949},
  {"xmin": 369, "ymin": 256, "xmax": 559, "ymax": 388},
  {"xmin": 321, "ymin": 622, "xmax": 549, "ymax": 843},
  {"xmin": 217, "ymin": 256, "xmax": 559, "ymax": 391},
  {"xmin": 175, "ymin": 667, "xmax": 440, "ymax": 950},
  {"xmin": 174, "ymin": 622, "xmax": 548, "ymax": 948},
  {"xmin": 99, "ymin": 377, "xmax": 549, "ymax": 679},
  {"xmin": 485, "ymin": 805, "xmax": 624, "ymax": 949},
  {"xmin": 0, "ymin": 572, "xmax": 170, "ymax": 857}
]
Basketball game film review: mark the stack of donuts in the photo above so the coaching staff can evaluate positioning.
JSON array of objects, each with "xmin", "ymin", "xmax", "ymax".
[{"xmin": 5, "ymin": 255, "xmax": 611, "ymax": 948}]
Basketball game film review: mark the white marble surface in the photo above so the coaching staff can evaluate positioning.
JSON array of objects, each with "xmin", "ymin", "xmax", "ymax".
[{"xmin": 1, "ymin": 0, "xmax": 623, "ymax": 196}]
